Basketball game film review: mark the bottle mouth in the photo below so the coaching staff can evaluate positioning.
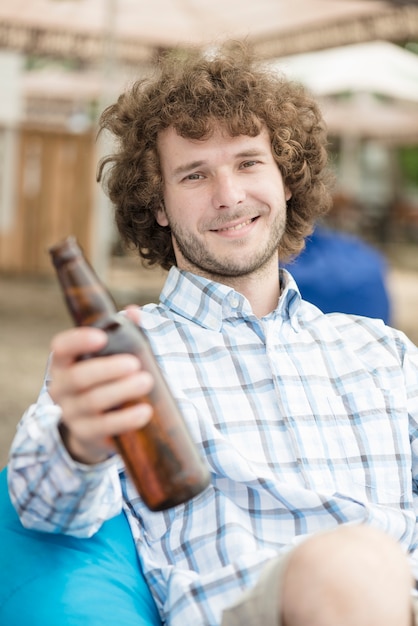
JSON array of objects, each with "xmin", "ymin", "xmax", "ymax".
[{"xmin": 49, "ymin": 236, "xmax": 81, "ymax": 266}]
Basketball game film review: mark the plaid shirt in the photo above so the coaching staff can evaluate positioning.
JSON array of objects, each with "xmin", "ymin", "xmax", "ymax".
[{"xmin": 8, "ymin": 268, "xmax": 418, "ymax": 625}]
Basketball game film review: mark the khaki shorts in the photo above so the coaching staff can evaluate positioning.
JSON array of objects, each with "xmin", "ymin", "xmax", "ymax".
[{"xmin": 221, "ymin": 553, "xmax": 418, "ymax": 626}]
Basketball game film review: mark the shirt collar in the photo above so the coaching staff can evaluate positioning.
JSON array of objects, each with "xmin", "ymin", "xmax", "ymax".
[{"xmin": 159, "ymin": 266, "xmax": 302, "ymax": 331}]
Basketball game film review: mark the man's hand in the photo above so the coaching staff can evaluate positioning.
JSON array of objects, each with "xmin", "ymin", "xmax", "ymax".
[{"xmin": 49, "ymin": 314, "xmax": 154, "ymax": 465}]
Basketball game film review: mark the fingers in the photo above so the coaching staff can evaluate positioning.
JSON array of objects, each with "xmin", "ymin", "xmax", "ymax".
[
  {"xmin": 50, "ymin": 326, "xmax": 108, "ymax": 367},
  {"xmin": 57, "ymin": 361, "xmax": 154, "ymax": 419},
  {"xmin": 58, "ymin": 397, "xmax": 154, "ymax": 465},
  {"xmin": 51, "ymin": 349, "xmax": 142, "ymax": 397},
  {"xmin": 48, "ymin": 325, "xmax": 155, "ymax": 464}
]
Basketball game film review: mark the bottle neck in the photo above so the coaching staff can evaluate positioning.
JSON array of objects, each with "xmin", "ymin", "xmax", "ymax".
[{"xmin": 50, "ymin": 238, "xmax": 117, "ymax": 327}]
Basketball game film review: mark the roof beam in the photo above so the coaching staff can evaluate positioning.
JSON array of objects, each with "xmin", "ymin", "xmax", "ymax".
[
  {"xmin": 253, "ymin": 6, "xmax": 418, "ymax": 58},
  {"xmin": 0, "ymin": 5, "xmax": 417, "ymax": 64}
]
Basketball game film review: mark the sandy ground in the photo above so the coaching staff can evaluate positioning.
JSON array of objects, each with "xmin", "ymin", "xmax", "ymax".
[{"xmin": 1, "ymin": 253, "xmax": 417, "ymax": 468}]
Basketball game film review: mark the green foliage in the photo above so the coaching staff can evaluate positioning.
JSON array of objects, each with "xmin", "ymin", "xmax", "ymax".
[
  {"xmin": 25, "ymin": 55, "xmax": 81, "ymax": 71},
  {"xmin": 398, "ymin": 146, "xmax": 418, "ymax": 187}
]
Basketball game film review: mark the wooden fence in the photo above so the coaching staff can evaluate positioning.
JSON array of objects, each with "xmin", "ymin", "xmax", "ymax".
[{"xmin": 0, "ymin": 124, "xmax": 96, "ymax": 275}]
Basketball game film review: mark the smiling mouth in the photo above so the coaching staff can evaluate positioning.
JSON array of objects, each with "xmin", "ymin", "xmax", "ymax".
[{"xmin": 214, "ymin": 217, "xmax": 257, "ymax": 232}]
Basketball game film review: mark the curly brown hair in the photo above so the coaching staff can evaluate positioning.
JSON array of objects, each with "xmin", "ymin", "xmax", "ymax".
[{"xmin": 98, "ymin": 42, "xmax": 333, "ymax": 270}]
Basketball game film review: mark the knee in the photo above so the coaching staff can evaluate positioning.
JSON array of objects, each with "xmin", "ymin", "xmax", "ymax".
[
  {"xmin": 291, "ymin": 524, "xmax": 406, "ymax": 571},
  {"xmin": 281, "ymin": 525, "xmax": 413, "ymax": 626}
]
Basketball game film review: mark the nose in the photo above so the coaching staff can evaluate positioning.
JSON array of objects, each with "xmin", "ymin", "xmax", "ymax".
[{"xmin": 212, "ymin": 173, "xmax": 245, "ymax": 209}]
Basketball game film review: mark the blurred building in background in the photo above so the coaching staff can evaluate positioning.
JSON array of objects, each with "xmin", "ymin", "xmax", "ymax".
[
  {"xmin": 275, "ymin": 40, "xmax": 418, "ymax": 246},
  {"xmin": 0, "ymin": 0, "xmax": 417, "ymax": 277}
]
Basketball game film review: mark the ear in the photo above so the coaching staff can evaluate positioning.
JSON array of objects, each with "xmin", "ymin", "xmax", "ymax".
[
  {"xmin": 285, "ymin": 186, "xmax": 292, "ymax": 202},
  {"xmin": 156, "ymin": 203, "xmax": 169, "ymax": 227}
]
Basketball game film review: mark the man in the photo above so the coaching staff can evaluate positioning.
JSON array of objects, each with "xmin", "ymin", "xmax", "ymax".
[{"xmin": 7, "ymin": 43, "xmax": 418, "ymax": 625}]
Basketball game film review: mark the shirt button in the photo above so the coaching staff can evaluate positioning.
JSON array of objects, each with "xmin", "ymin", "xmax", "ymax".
[{"xmin": 229, "ymin": 296, "xmax": 239, "ymax": 309}]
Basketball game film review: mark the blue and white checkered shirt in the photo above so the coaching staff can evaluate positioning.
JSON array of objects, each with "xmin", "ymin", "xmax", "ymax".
[{"xmin": 8, "ymin": 268, "xmax": 418, "ymax": 625}]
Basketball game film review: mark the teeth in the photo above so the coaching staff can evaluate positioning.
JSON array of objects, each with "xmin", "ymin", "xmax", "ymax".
[{"xmin": 218, "ymin": 218, "xmax": 253, "ymax": 232}]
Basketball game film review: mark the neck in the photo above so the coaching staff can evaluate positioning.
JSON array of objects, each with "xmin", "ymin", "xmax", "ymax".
[
  {"xmin": 224, "ymin": 271, "xmax": 281, "ymax": 318},
  {"xmin": 188, "ymin": 259, "xmax": 281, "ymax": 318},
  {"xmin": 175, "ymin": 250, "xmax": 282, "ymax": 318}
]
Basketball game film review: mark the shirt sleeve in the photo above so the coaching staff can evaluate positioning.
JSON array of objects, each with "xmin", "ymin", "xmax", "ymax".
[
  {"xmin": 397, "ymin": 331, "xmax": 418, "ymax": 579},
  {"xmin": 7, "ymin": 367, "xmax": 123, "ymax": 538},
  {"xmin": 402, "ymin": 333, "xmax": 418, "ymax": 473}
]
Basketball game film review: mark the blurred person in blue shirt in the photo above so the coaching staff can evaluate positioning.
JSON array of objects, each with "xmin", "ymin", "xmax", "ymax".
[{"xmin": 284, "ymin": 225, "xmax": 391, "ymax": 323}]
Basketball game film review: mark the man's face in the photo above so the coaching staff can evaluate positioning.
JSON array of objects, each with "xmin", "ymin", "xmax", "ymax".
[{"xmin": 156, "ymin": 125, "xmax": 291, "ymax": 281}]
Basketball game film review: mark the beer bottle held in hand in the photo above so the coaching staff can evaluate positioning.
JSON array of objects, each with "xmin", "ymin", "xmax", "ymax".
[{"xmin": 49, "ymin": 236, "xmax": 210, "ymax": 511}]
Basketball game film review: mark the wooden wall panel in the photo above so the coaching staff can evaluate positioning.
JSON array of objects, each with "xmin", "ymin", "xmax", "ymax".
[{"xmin": 0, "ymin": 124, "xmax": 96, "ymax": 275}]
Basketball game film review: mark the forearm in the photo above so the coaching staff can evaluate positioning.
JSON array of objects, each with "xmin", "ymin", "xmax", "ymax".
[{"xmin": 8, "ymin": 400, "xmax": 123, "ymax": 537}]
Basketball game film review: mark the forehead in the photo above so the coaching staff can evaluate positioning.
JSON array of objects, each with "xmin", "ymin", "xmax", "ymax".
[{"xmin": 157, "ymin": 125, "xmax": 272, "ymax": 169}]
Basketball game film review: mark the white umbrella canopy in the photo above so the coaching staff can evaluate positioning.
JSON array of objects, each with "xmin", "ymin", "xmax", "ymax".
[
  {"xmin": 274, "ymin": 40, "xmax": 418, "ymax": 102},
  {"xmin": 1, "ymin": 0, "xmax": 418, "ymax": 61},
  {"xmin": 321, "ymin": 94, "xmax": 418, "ymax": 142}
]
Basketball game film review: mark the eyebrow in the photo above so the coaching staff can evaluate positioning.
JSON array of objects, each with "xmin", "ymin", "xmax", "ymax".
[
  {"xmin": 171, "ymin": 149, "xmax": 269, "ymax": 178},
  {"xmin": 172, "ymin": 160, "xmax": 206, "ymax": 177}
]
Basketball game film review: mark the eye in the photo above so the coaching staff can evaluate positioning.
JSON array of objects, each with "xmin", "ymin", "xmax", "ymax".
[
  {"xmin": 184, "ymin": 172, "xmax": 204, "ymax": 181},
  {"xmin": 241, "ymin": 160, "xmax": 259, "ymax": 169}
]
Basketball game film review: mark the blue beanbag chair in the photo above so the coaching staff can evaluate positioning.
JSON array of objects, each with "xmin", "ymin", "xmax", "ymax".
[{"xmin": 0, "ymin": 467, "xmax": 162, "ymax": 625}]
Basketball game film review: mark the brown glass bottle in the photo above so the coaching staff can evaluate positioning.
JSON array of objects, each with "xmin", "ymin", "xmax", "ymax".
[{"xmin": 49, "ymin": 236, "xmax": 210, "ymax": 511}]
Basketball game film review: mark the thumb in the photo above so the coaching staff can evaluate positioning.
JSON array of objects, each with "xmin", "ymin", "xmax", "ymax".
[{"xmin": 123, "ymin": 304, "xmax": 141, "ymax": 325}]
